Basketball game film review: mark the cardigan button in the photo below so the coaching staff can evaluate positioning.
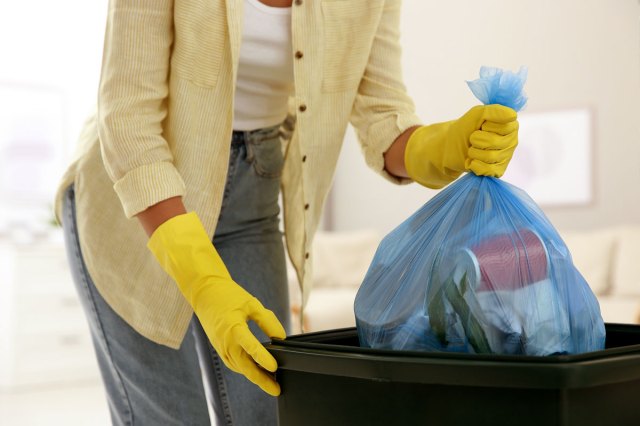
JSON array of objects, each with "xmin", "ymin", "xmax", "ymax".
[
  {"xmin": 295, "ymin": 0, "xmax": 303, "ymax": 5},
  {"xmin": 298, "ymin": 104, "xmax": 307, "ymax": 112},
  {"xmin": 295, "ymin": 51, "xmax": 304, "ymax": 59}
]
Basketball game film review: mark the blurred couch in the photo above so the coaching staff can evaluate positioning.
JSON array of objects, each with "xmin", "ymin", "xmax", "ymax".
[
  {"xmin": 560, "ymin": 226, "xmax": 640, "ymax": 325},
  {"xmin": 287, "ymin": 226, "xmax": 640, "ymax": 334},
  {"xmin": 286, "ymin": 229, "xmax": 380, "ymax": 334}
]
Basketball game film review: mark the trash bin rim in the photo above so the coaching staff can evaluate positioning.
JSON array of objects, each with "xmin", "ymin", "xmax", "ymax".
[
  {"xmin": 266, "ymin": 324, "xmax": 640, "ymax": 389},
  {"xmin": 270, "ymin": 324, "xmax": 638, "ymax": 363}
]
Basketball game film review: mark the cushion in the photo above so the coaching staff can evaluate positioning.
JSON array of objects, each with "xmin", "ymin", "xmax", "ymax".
[
  {"xmin": 303, "ymin": 287, "xmax": 359, "ymax": 332},
  {"xmin": 610, "ymin": 226, "xmax": 640, "ymax": 297},
  {"xmin": 310, "ymin": 230, "xmax": 381, "ymax": 288},
  {"xmin": 597, "ymin": 296, "xmax": 640, "ymax": 324},
  {"xmin": 559, "ymin": 228, "xmax": 616, "ymax": 295}
]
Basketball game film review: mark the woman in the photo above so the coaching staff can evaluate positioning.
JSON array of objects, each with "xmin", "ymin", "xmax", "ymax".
[{"xmin": 54, "ymin": 0, "xmax": 519, "ymax": 424}]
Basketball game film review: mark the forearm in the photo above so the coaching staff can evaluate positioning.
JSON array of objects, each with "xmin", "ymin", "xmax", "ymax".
[
  {"xmin": 383, "ymin": 125, "xmax": 420, "ymax": 179},
  {"xmin": 136, "ymin": 196, "xmax": 187, "ymax": 237}
]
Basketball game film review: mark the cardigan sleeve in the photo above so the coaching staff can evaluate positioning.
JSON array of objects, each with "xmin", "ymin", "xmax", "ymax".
[
  {"xmin": 349, "ymin": 0, "xmax": 422, "ymax": 185},
  {"xmin": 97, "ymin": 0, "xmax": 186, "ymax": 218}
]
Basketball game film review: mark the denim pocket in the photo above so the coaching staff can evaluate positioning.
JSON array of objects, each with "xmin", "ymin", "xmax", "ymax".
[{"xmin": 247, "ymin": 132, "xmax": 284, "ymax": 179}]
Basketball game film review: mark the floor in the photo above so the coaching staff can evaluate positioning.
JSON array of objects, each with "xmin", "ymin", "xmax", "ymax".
[
  {"xmin": 0, "ymin": 381, "xmax": 111, "ymax": 426},
  {"xmin": 0, "ymin": 380, "xmax": 217, "ymax": 425}
]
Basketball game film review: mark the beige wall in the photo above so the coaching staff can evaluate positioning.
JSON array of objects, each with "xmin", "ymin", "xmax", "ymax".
[{"xmin": 328, "ymin": 0, "xmax": 640, "ymax": 234}]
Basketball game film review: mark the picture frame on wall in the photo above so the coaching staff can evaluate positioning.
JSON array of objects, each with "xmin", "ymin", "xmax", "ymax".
[{"xmin": 501, "ymin": 108, "xmax": 594, "ymax": 207}]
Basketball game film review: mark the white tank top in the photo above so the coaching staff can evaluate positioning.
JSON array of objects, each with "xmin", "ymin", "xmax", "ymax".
[{"xmin": 232, "ymin": 0, "xmax": 294, "ymax": 131}]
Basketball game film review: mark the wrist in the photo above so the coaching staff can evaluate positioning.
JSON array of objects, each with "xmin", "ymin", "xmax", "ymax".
[
  {"xmin": 384, "ymin": 125, "xmax": 421, "ymax": 179},
  {"xmin": 136, "ymin": 196, "xmax": 187, "ymax": 237}
]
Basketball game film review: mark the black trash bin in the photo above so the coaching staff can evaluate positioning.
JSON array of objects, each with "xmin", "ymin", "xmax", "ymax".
[{"xmin": 265, "ymin": 323, "xmax": 640, "ymax": 426}]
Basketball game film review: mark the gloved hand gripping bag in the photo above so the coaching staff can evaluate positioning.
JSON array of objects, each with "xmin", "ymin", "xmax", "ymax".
[{"xmin": 354, "ymin": 67, "xmax": 606, "ymax": 355}]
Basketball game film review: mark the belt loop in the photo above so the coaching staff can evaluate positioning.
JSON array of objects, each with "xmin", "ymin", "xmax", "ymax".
[{"xmin": 244, "ymin": 131, "xmax": 254, "ymax": 163}]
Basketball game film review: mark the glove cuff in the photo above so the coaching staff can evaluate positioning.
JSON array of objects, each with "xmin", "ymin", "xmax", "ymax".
[
  {"xmin": 147, "ymin": 212, "xmax": 232, "ymax": 304},
  {"xmin": 405, "ymin": 124, "xmax": 462, "ymax": 189}
]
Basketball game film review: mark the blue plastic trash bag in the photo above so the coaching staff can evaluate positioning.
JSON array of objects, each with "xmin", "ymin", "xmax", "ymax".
[
  {"xmin": 466, "ymin": 66, "xmax": 529, "ymax": 111},
  {"xmin": 354, "ymin": 67, "xmax": 606, "ymax": 355}
]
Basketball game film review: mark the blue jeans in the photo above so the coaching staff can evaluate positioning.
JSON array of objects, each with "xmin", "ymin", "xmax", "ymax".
[{"xmin": 61, "ymin": 125, "xmax": 290, "ymax": 425}]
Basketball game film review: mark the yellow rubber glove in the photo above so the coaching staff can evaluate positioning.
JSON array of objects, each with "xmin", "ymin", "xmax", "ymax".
[
  {"xmin": 147, "ymin": 212, "xmax": 286, "ymax": 396},
  {"xmin": 405, "ymin": 104, "xmax": 518, "ymax": 188}
]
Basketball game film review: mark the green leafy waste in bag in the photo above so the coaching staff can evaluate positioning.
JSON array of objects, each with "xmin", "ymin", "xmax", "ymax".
[{"xmin": 428, "ymin": 272, "xmax": 493, "ymax": 354}]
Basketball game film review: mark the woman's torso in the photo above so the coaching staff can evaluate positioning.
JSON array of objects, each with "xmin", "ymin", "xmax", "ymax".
[{"xmin": 53, "ymin": 0, "xmax": 419, "ymax": 348}]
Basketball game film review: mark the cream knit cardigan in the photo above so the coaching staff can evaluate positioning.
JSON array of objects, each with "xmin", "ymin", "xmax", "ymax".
[{"xmin": 54, "ymin": 0, "xmax": 421, "ymax": 348}]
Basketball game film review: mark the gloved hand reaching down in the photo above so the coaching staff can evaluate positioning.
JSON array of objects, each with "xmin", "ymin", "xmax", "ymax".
[{"xmin": 147, "ymin": 212, "xmax": 287, "ymax": 396}]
